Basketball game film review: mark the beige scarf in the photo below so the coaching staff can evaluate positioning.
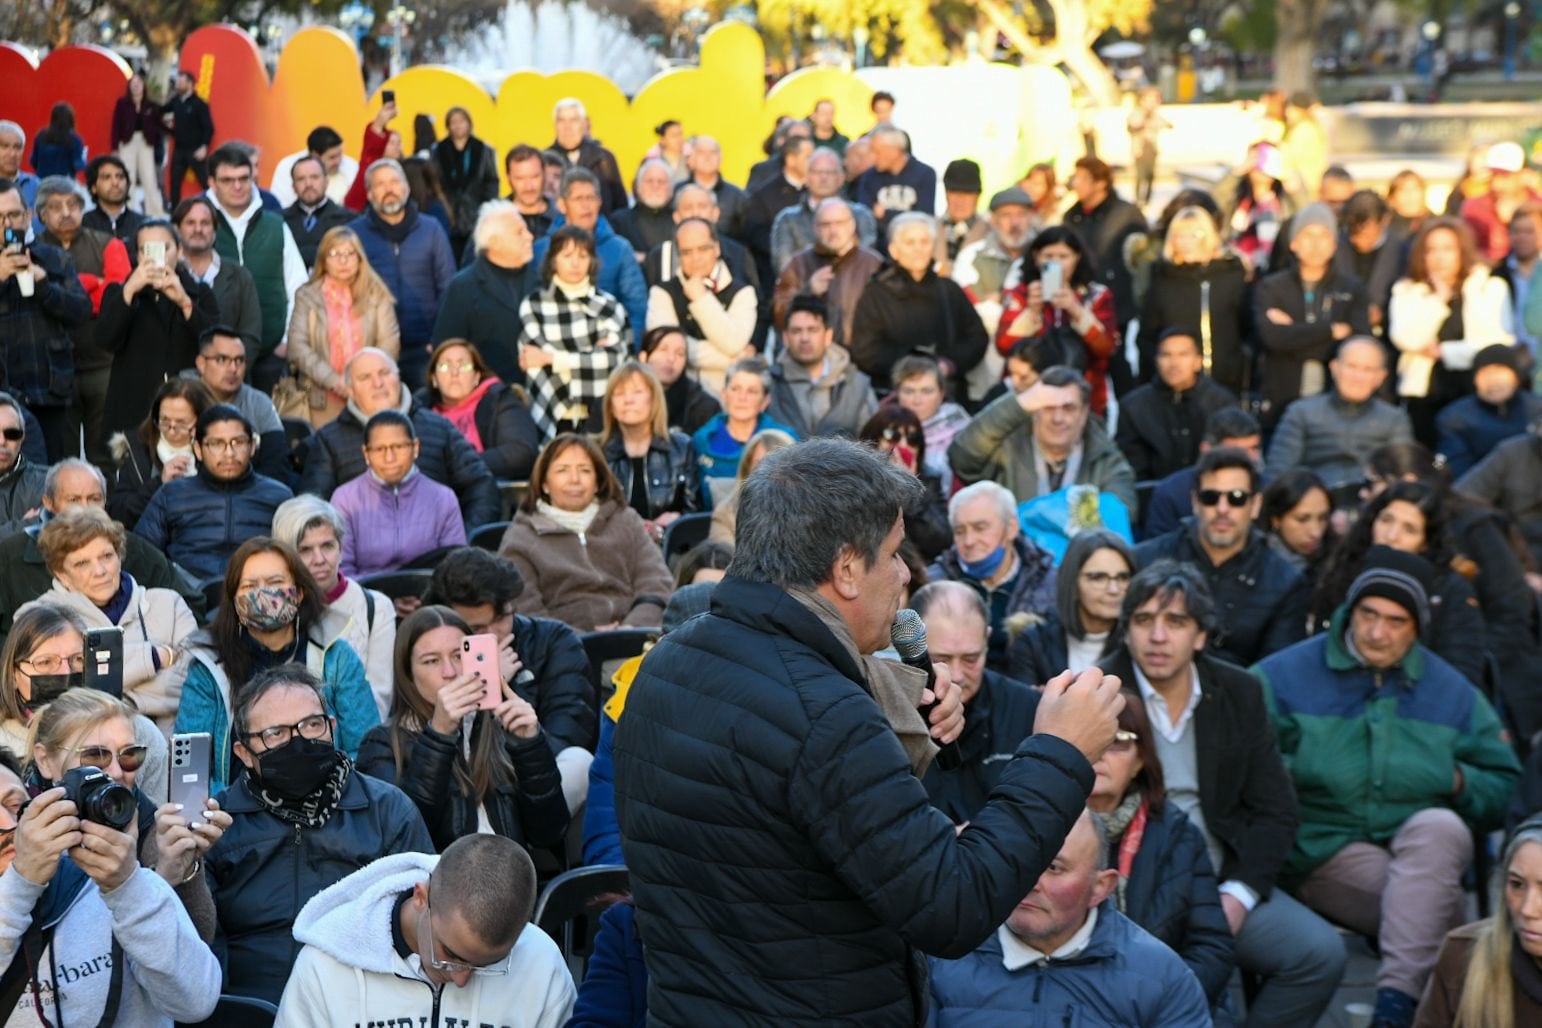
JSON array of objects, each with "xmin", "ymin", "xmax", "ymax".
[{"xmin": 789, "ymin": 587, "xmax": 939, "ymax": 777}]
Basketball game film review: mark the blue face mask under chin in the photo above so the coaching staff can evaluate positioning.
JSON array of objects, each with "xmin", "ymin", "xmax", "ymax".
[{"xmin": 960, "ymin": 544, "xmax": 1008, "ymax": 580}]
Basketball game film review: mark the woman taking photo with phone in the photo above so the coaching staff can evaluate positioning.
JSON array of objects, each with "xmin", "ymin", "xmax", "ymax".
[{"xmin": 357, "ymin": 605, "xmax": 568, "ymax": 854}]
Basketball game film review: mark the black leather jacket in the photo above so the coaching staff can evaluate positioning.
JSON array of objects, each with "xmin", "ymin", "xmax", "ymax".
[{"xmin": 602, "ymin": 431, "xmax": 700, "ymax": 521}]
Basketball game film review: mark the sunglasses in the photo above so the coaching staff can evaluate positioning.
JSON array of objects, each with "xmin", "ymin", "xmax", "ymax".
[
  {"xmin": 1196, "ymin": 488, "xmax": 1252, "ymax": 508},
  {"xmin": 0, "ymin": 428, "xmax": 22, "ymax": 442},
  {"xmin": 73, "ymin": 744, "xmax": 149, "ymax": 773}
]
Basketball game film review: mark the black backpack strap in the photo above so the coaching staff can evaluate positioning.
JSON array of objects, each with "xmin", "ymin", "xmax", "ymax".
[
  {"xmin": 90, "ymin": 938, "xmax": 125, "ymax": 1028},
  {"xmin": 0, "ymin": 920, "xmax": 49, "ymax": 1022}
]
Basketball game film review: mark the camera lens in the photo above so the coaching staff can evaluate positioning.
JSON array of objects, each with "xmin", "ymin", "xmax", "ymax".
[{"xmin": 87, "ymin": 781, "xmax": 136, "ymax": 831}]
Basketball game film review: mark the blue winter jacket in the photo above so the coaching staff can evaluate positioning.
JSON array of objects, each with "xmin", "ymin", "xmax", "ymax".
[
  {"xmin": 131, "ymin": 466, "xmax": 292, "ymax": 580},
  {"xmin": 351, "ymin": 202, "xmax": 455, "ymax": 345},
  {"xmin": 531, "ymin": 214, "xmax": 648, "ymax": 337},
  {"xmin": 928, "ymin": 902, "xmax": 1212, "ymax": 1027},
  {"xmin": 568, "ymin": 901, "xmax": 648, "ymax": 1028}
]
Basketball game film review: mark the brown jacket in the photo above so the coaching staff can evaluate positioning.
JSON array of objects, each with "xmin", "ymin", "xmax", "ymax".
[
  {"xmin": 1415, "ymin": 919, "xmax": 1542, "ymax": 1026},
  {"xmin": 773, "ymin": 244, "xmax": 884, "ymax": 347},
  {"xmin": 286, "ymin": 278, "xmax": 401, "ymax": 409},
  {"xmin": 499, "ymin": 499, "xmax": 674, "ymax": 631}
]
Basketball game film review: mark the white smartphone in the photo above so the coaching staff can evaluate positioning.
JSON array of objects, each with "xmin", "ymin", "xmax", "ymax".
[
  {"xmin": 1039, "ymin": 259, "xmax": 1063, "ymax": 298},
  {"xmin": 143, "ymin": 240, "xmax": 167, "ymax": 268}
]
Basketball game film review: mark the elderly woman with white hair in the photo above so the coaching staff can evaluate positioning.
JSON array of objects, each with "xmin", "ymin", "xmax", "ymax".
[
  {"xmin": 271, "ymin": 494, "xmax": 396, "ymax": 717},
  {"xmin": 925, "ymin": 479, "xmax": 1058, "ymax": 670},
  {"xmin": 431, "ymin": 199, "xmax": 538, "ymax": 387},
  {"xmin": 850, "ymin": 211, "xmax": 989, "ymax": 396}
]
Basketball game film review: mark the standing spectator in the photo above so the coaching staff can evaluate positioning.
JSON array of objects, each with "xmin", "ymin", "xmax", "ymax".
[
  {"xmin": 530, "ymin": 168, "xmax": 648, "ymax": 334},
  {"xmin": 1436, "ymin": 342, "xmax": 1542, "ymax": 477},
  {"xmin": 1135, "ymin": 204, "xmax": 1251, "ymax": 395},
  {"xmin": 809, "ymin": 99, "xmax": 848, "ymax": 156},
  {"xmin": 519, "ymin": 224, "xmax": 629, "ymax": 438},
  {"xmin": 996, "ymin": 226, "xmax": 1119, "ymax": 415},
  {"xmin": 936, "ymin": 159, "xmax": 988, "ymax": 274},
  {"xmin": 676, "ymin": 135, "xmax": 746, "ymax": 236},
  {"xmin": 109, "ymin": 73, "xmax": 164, "ymax": 216},
  {"xmin": 1388, "ymin": 168, "xmax": 1435, "ymax": 238},
  {"xmin": 691, "ymin": 358, "xmax": 796, "ymax": 508},
  {"xmin": 1127, "ymin": 86, "xmax": 1170, "ymax": 208},
  {"xmin": 0, "ymin": 392, "xmax": 46, "ymax": 539},
  {"xmin": 206, "ymin": 144, "xmax": 306, "ymax": 393},
  {"xmin": 767, "ymin": 292, "xmax": 876, "ymax": 439},
  {"xmin": 29, "ymin": 103, "xmax": 85, "ymax": 181},
  {"xmin": 1063, "ymin": 155, "xmax": 1148, "ymax": 328},
  {"xmin": 1007, "ymin": 529, "xmax": 1133, "ymax": 685},
  {"xmin": 351, "ymin": 157, "xmax": 455, "ymax": 390},
  {"xmin": 188, "ymin": 325, "xmax": 292, "ymax": 484},
  {"xmin": 772, "ymin": 196, "xmax": 883, "ymax": 348},
  {"xmin": 648, "ymin": 183, "xmax": 760, "ymax": 291},
  {"xmin": 611, "ymin": 159, "xmax": 676, "ymax": 257},
  {"xmin": 1495, "ymin": 203, "xmax": 1542, "ymax": 358},
  {"xmin": 853, "ymin": 126, "xmax": 936, "ymax": 234},
  {"xmin": 1019, "ymin": 161, "xmax": 1064, "ymax": 227},
  {"xmin": 342, "ymin": 103, "xmax": 403, "ymax": 214},
  {"xmin": 173, "ymin": 196, "xmax": 263, "ymax": 357},
  {"xmin": 770, "ymin": 148, "xmax": 877, "ymax": 276},
  {"xmin": 1280, "ymin": 92, "xmax": 1328, "ymax": 202},
  {"xmin": 132, "ymin": 404, "xmax": 292, "ymax": 579},
  {"xmin": 271, "ymin": 494, "xmax": 396, "ymax": 720},
  {"xmin": 107, "ymin": 377, "xmax": 213, "ymax": 528},
  {"xmin": 431, "ymin": 107, "xmax": 499, "ymax": 260},
  {"xmin": 423, "ymin": 338, "xmax": 540, "ymax": 482},
  {"xmin": 650, "ymin": 119, "xmax": 688, "ymax": 183},
  {"xmin": 97, "ymin": 218, "xmax": 217, "ymax": 438},
  {"xmin": 599, "ymin": 359, "xmax": 698, "ymax": 533},
  {"xmin": 0, "ymin": 122, "xmax": 40, "ymax": 210},
  {"xmin": 550, "ymin": 98, "xmax": 626, "ymax": 214},
  {"xmin": 1460, "ymin": 141, "xmax": 1541, "ymax": 263},
  {"xmin": 0, "ymin": 178, "xmax": 91, "ymax": 460},
  {"xmin": 739, "ymin": 136, "xmax": 811, "ymax": 291},
  {"xmin": 646, "ymin": 218, "xmax": 755, "ymax": 396},
  {"xmin": 953, "ymin": 187, "xmax": 1039, "ymax": 339},
  {"xmin": 270, "ymin": 126, "xmax": 359, "ymax": 209},
  {"xmin": 502, "ymin": 144, "xmax": 555, "ymax": 241},
  {"xmin": 164, "ymin": 70, "xmax": 213, "ymax": 205},
  {"xmin": 288, "ymin": 224, "xmax": 401, "ymax": 426},
  {"xmin": 892, "ymin": 354, "xmax": 971, "ymax": 489},
  {"xmin": 850, "ymin": 213, "xmax": 988, "ymax": 395},
  {"xmin": 1389, "ymin": 217, "xmax": 1514, "ymax": 446},
  {"xmin": 82, "ymin": 154, "xmax": 144, "ymax": 243},
  {"xmin": 1254, "ymin": 547, "xmax": 1520, "ymax": 1028},
  {"xmin": 1116, "ymin": 327, "xmax": 1238, "ymax": 482},
  {"xmin": 841, "ymin": 136, "xmax": 873, "ymax": 200},
  {"xmin": 642, "ymin": 325, "xmax": 719, "ymax": 435},
  {"xmin": 432, "ymin": 202, "xmax": 539, "ymax": 387},
  {"xmin": 402, "ymin": 156, "xmax": 453, "ymax": 238},
  {"xmin": 1218, "ymin": 143, "xmax": 1296, "ymax": 273},
  {"xmin": 282, "ymin": 156, "xmax": 355, "ymax": 268},
  {"xmin": 1335, "ymin": 190, "xmax": 1403, "ymax": 333}
]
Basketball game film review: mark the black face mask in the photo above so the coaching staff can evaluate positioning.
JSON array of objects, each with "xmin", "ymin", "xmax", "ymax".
[
  {"xmin": 26, "ymin": 671, "xmax": 84, "ymax": 709},
  {"xmin": 253, "ymin": 736, "xmax": 340, "ymax": 801}
]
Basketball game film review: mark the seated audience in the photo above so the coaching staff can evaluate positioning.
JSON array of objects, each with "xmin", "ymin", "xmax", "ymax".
[
  {"xmin": 926, "ymin": 481, "xmax": 1057, "ymax": 670},
  {"xmin": 331, "ymin": 410, "xmax": 466, "ymax": 578},
  {"xmin": 204, "ymin": 666, "xmax": 431, "ymax": 1005},
  {"xmin": 1265, "ymin": 337, "xmax": 1414, "ymax": 489},
  {"xmin": 1103, "ymin": 563, "xmax": 1347, "ymax": 1024},
  {"xmin": 421, "ymin": 338, "xmax": 540, "ymax": 481},
  {"xmin": 21, "ymin": 508, "xmax": 196, "ymax": 733},
  {"xmin": 645, "ymin": 182, "xmax": 757, "ymax": 292},
  {"xmin": 857, "ymin": 406, "xmax": 952, "ymax": 562},
  {"xmin": 423, "ymin": 547, "xmax": 597, "ymax": 813},
  {"xmin": 0, "ymin": 689, "xmax": 222, "ymax": 1025},
  {"xmin": 612, "ymin": 159, "xmax": 676, "ymax": 257},
  {"xmin": 949, "ymin": 367, "xmax": 1137, "ymax": 513},
  {"xmin": 518, "ymin": 224, "xmax": 630, "ymax": 437},
  {"xmin": 498, "ymin": 434, "xmax": 674, "ymax": 632},
  {"xmin": 1435, "ymin": 342, "xmax": 1542, "ymax": 478},
  {"xmin": 528, "ymin": 168, "xmax": 647, "ymax": 333},
  {"xmin": 430, "ymin": 201, "xmax": 539, "ymax": 386},
  {"xmin": 1145, "ymin": 407, "xmax": 1264, "ymax": 540},
  {"xmin": 892, "ymin": 354, "xmax": 971, "ymax": 491},
  {"xmin": 706, "ymin": 427, "xmax": 797, "ymax": 546},
  {"xmin": 298, "ymin": 348, "xmax": 501, "ymax": 529},
  {"xmin": 995, "ymin": 226, "xmax": 1118, "ymax": 415},
  {"xmin": 1008, "ymin": 529, "xmax": 1133, "ymax": 685},
  {"xmin": 0, "ymin": 395, "xmax": 47, "ymax": 540},
  {"xmin": 174, "ymin": 538, "xmax": 379, "ymax": 790},
  {"xmin": 927, "ymin": 808, "xmax": 1211, "ymax": 1026},
  {"xmin": 772, "ymin": 197, "xmax": 884, "ymax": 348},
  {"xmin": 276, "ymin": 834, "xmax": 574, "ymax": 1024},
  {"xmin": 1114, "ymin": 326, "xmax": 1238, "ymax": 482},
  {"xmin": 188, "ymin": 326, "xmax": 290, "ymax": 483},
  {"xmin": 272, "ymin": 495, "xmax": 395, "ymax": 719},
  {"xmin": 357, "ymin": 606, "xmax": 569, "ymax": 854},
  {"xmin": 132, "ymin": 405, "xmax": 293, "ymax": 580},
  {"xmin": 646, "ymin": 218, "xmax": 756, "ymax": 397},
  {"xmin": 767, "ymin": 293, "xmax": 877, "ymax": 439},
  {"xmin": 287, "ymin": 224, "xmax": 401, "ymax": 426},
  {"xmin": 1260, "ymin": 469, "xmax": 1336, "ymax": 583},
  {"xmin": 692, "ymin": 357, "xmax": 797, "ymax": 509},
  {"xmin": 1253, "ymin": 547, "xmax": 1520, "ymax": 1028},
  {"xmin": 641, "ymin": 325, "xmax": 719, "ymax": 436},
  {"xmin": 1135, "ymin": 447, "xmax": 1310, "ymax": 666},
  {"xmin": 599, "ymin": 360, "xmax": 698, "ymax": 537},
  {"xmin": 673, "ymin": 541, "xmax": 732, "ymax": 588},
  {"xmin": 916, "ymin": 582, "xmax": 1040, "ymax": 824},
  {"xmin": 108, "ymin": 377, "xmax": 213, "ymax": 529}
]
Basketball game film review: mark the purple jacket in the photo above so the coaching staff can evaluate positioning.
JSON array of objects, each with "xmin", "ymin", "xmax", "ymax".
[{"xmin": 332, "ymin": 469, "xmax": 467, "ymax": 578}]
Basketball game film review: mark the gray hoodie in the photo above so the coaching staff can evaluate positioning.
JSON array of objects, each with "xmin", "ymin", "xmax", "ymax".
[{"xmin": 767, "ymin": 343, "xmax": 878, "ymax": 439}]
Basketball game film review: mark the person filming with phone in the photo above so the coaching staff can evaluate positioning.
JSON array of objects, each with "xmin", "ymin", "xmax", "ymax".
[{"xmin": 357, "ymin": 606, "xmax": 569, "ymax": 856}]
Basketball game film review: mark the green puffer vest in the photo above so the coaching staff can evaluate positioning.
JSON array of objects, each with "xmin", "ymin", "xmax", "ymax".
[{"xmin": 214, "ymin": 206, "xmax": 285, "ymax": 355}]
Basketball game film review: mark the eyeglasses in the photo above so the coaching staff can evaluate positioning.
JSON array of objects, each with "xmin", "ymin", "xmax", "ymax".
[
  {"xmin": 1107, "ymin": 730, "xmax": 1139, "ymax": 754},
  {"xmin": 200, "ymin": 436, "xmax": 251, "ymax": 454},
  {"xmin": 1196, "ymin": 488, "xmax": 1252, "ymax": 508},
  {"xmin": 18, "ymin": 653, "xmax": 86, "ymax": 675},
  {"xmin": 0, "ymin": 428, "xmax": 22, "ymax": 442},
  {"xmin": 880, "ymin": 427, "xmax": 921, "ymax": 447},
  {"xmin": 0, "ymin": 210, "xmax": 28, "ymax": 225},
  {"xmin": 214, "ymin": 174, "xmax": 251, "ymax": 187},
  {"xmin": 1080, "ymin": 570, "xmax": 1131, "ymax": 588},
  {"xmin": 325, "ymin": 249, "xmax": 359, "ymax": 262},
  {"xmin": 204, "ymin": 353, "xmax": 246, "ymax": 367},
  {"xmin": 157, "ymin": 418, "xmax": 194, "ymax": 434},
  {"xmin": 418, "ymin": 901, "xmax": 513, "ymax": 977},
  {"xmin": 435, "ymin": 361, "xmax": 476, "ymax": 375},
  {"xmin": 242, "ymin": 713, "xmax": 331, "ymax": 751},
  {"xmin": 73, "ymin": 744, "xmax": 149, "ymax": 773}
]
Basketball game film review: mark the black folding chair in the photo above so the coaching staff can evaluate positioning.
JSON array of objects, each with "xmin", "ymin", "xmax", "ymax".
[
  {"xmin": 532, "ymin": 864, "xmax": 629, "ymax": 981},
  {"xmin": 281, "ymin": 417, "xmax": 313, "ymax": 471},
  {"xmin": 356, "ymin": 569, "xmax": 434, "ymax": 602},
  {"xmin": 468, "ymin": 520, "xmax": 511, "ymax": 551},
  {"xmin": 661, "ymin": 511, "xmax": 713, "ymax": 567},
  {"xmin": 580, "ymin": 628, "xmax": 658, "ymax": 709},
  {"xmin": 1133, "ymin": 479, "xmax": 1159, "ymax": 536},
  {"xmin": 176, "ymin": 994, "xmax": 278, "ymax": 1028},
  {"xmin": 498, "ymin": 480, "xmax": 531, "ymax": 520}
]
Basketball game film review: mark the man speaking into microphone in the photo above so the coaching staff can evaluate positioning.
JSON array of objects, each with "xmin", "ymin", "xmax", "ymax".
[{"xmin": 614, "ymin": 437, "xmax": 1125, "ymax": 1026}]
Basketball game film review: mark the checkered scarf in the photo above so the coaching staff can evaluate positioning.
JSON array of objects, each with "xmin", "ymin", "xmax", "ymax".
[{"xmin": 518, "ymin": 282, "xmax": 631, "ymax": 439}]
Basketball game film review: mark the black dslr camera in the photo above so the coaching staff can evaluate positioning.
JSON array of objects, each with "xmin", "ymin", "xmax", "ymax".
[{"xmin": 61, "ymin": 766, "xmax": 136, "ymax": 830}]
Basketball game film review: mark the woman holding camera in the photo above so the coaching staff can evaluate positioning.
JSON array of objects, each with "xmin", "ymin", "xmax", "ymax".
[
  {"xmin": 0, "ymin": 687, "xmax": 226, "ymax": 1026},
  {"xmin": 356, "ymin": 606, "xmax": 568, "ymax": 854}
]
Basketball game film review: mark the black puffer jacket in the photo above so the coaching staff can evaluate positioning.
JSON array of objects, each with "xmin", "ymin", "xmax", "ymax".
[
  {"xmin": 613, "ymin": 576, "xmax": 1094, "ymax": 1027},
  {"xmin": 416, "ymin": 382, "xmax": 541, "ymax": 482},
  {"xmin": 1006, "ymin": 613, "xmax": 1071, "ymax": 686},
  {"xmin": 601, "ymin": 430, "xmax": 700, "ymax": 521},
  {"xmin": 1135, "ymin": 256, "xmax": 1252, "ymax": 394},
  {"xmin": 356, "ymin": 720, "xmax": 569, "ymax": 853},
  {"xmin": 1114, "ymin": 375, "xmax": 1238, "ymax": 481},
  {"xmin": 130, "ymin": 465, "xmax": 293, "ymax": 580},
  {"xmin": 927, "ymin": 537, "xmax": 1058, "ymax": 671},
  {"xmin": 297, "ymin": 393, "xmax": 500, "ymax": 529},
  {"xmin": 1252, "ymin": 266, "xmax": 1371, "ymax": 419},
  {"xmin": 849, "ymin": 265, "xmax": 989, "ymax": 393},
  {"xmin": 507, "ymin": 612, "xmax": 598, "ymax": 754},
  {"xmin": 921, "ymin": 669, "xmax": 1040, "ymax": 823}
]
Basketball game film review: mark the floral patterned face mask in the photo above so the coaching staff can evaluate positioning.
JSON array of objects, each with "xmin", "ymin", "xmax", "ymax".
[{"xmin": 235, "ymin": 586, "xmax": 301, "ymax": 633}]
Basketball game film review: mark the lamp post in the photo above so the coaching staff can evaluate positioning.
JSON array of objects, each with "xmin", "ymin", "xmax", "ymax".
[{"xmin": 1505, "ymin": 2, "xmax": 1521, "ymax": 80}]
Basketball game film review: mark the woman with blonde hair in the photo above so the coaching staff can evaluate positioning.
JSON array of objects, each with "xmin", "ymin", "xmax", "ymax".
[
  {"xmin": 708, "ymin": 427, "xmax": 796, "ymax": 545},
  {"xmin": 287, "ymin": 224, "xmax": 401, "ymax": 424},
  {"xmin": 1135, "ymin": 204, "xmax": 1250, "ymax": 393},
  {"xmin": 599, "ymin": 360, "xmax": 698, "ymax": 538}
]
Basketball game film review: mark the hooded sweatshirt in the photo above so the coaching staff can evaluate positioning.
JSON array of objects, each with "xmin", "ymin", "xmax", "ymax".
[{"xmin": 276, "ymin": 852, "xmax": 575, "ymax": 1028}]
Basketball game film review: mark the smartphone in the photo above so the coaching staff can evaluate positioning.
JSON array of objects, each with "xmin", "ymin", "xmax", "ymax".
[
  {"xmin": 142, "ymin": 240, "xmax": 166, "ymax": 268},
  {"xmin": 382, "ymin": 89, "xmax": 396, "ymax": 105},
  {"xmin": 170, "ymin": 733, "xmax": 212, "ymax": 825},
  {"xmin": 462, "ymin": 633, "xmax": 502, "ymax": 710},
  {"xmin": 83, "ymin": 626, "xmax": 124, "ymax": 699},
  {"xmin": 1039, "ymin": 259, "xmax": 1063, "ymax": 298},
  {"xmin": 2, "ymin": 227, "xmax": 23, "ymax": 253}
]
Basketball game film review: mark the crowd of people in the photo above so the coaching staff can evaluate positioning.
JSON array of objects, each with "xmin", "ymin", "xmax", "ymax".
[{"xmin": 1, "ymin": 73, "xmax": 1542, "ymax": 1027}]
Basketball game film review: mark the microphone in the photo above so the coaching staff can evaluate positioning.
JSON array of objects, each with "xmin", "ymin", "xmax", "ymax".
[{"xmin": 891, "ymin": 609, "xmax": 962, "ymax": 771}]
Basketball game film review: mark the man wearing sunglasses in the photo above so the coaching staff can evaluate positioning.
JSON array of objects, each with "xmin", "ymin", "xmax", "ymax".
[
  {"xmin": 0, "ymin": 391, "xmax": 46, "ymax": 540},
  {"xmin": 277, "ymin": 833, "xmax": 575, "ymax": 1024},
  {"xmin": 1134, "ymin": 445, "xmax": 1310, "ymax": 667},
  {"xmin": 1100, "ymin": 561, "xmax": 1346, "ymax": 1026}
]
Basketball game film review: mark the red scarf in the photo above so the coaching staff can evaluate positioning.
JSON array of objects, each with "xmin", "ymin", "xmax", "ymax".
[
  {"xmin": 436, "ymin": 377, "xmax": 499, "ymax": 452},
  {"xmin": 1117, "ymin": 798, "xmax": 1150, "ymax": 882}
]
